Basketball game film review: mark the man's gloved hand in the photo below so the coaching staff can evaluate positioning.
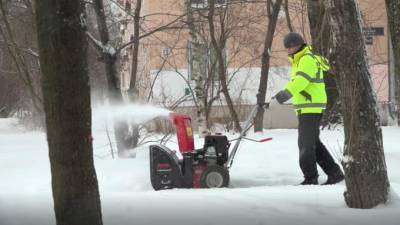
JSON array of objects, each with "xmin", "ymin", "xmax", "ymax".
[{"xmin": 274, "ymin": 90, "xmax": 292, "ymax": 104}]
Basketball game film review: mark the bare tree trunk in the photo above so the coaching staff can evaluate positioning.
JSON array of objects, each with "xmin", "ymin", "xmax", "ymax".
[
  {"xmin": 307, "ymin": 0, "xmax": 340, "ymax": 127},
  {"xmin": 127, "ymin": 0, "xmax": 142, "ymax": 148},
  {"xmin": 283, "ymin": 0, "xmax": 293, "ymax": 32},
  {"xmin": 325, "ymin": 0, "xmax": 390, "ymax": 208},
  {"xmin": 129, "ymin": 0, "xmax": 142, "ymax": 99},
  {"xmin": 187, "ymin": 0, "xmax": 208, "ymax": 136},
  {"xmin": 307, "ymin": 0, "xmax": 330, "ymax": 56},
  {"xmin": 254, "ymin": 0, "xmax": 282, "ymax": 132},
  {"xmin": 207, "ymin": 0, "xmax": 241, "ymax": 132},
  {"xmin": 385, "ymin": 0, "xmax": 400, "ymax": 125},
  {"xmin": 35, "ymin": 0, "xmax": 103, "ymax": 224},
  {"xmin": 92, "ymin": 0, "xmax": 132, "ymax": 157}
]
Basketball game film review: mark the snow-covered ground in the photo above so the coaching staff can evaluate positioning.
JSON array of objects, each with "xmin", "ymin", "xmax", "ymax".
[{"xmin": 0, "ymin": 107, "xmax": 399, "ymax": 225}]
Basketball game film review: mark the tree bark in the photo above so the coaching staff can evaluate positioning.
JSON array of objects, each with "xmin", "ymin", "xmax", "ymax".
[
  {"xmin": 92, "ymin": 0, "xmax": 132, "ymax": 157},
  {"xmin": 129, "ymin": 0, "xmax": 142, "ymax": 100},
  {"xmin": 35, "ymin": 0, "xmax": 103, "ymax": 224},
  {"xmin": 325, "ymin": 0, "xmax": 390, "ymax": 208},
  {"xmin": 187, "ymin": 0, "xmax": 209, "ymax": 136},
  {"xmin": 254, "ymin": 0, "xmax": 282, "ymax": 132},
  {"xmin": 127, "ymin": 0, "xmax": 142, "ymax": 148},
  {"xmin": 208, "ymin": 0, "xmax": 242, "ymax": 132},
  {"xmin": 306, "ymin": 0, "xmax": 340, "ymax": 127},
  {"xmin": 307, "ymin": 0, "xmax": 330, "ymax": 55},
  {"xmin": 385, "ymin": 0, "xmax": 400, "ymax": 125}
]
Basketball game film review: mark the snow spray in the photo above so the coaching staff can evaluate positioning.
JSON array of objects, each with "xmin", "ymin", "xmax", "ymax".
[{"xmin": 92, "ymin": 103, "xmax": 171, "ymax": 124}]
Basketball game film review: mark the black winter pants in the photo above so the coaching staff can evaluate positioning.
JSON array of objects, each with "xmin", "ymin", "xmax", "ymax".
[{"xmin": 297, "ymin": 113, "xmax": 341, "ymax": 179}]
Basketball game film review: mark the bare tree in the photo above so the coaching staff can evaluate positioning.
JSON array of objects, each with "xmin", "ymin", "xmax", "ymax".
[
  {"xmin": 35, "ymin": 0, "xmax": 103, "ymax": 224},
  {"xmin": 138, "ymin": 1, "xmax": 269, "ymax": 131},
  {"xmin": 186, "ymin": 0, "xmax": 209, "ymax": 136},
  {"xmin": 0, "ymin": 0, "xmax": 43, "ymax": 122},
  {"xmin": 325, "ymin": 0, "xmax": 390, "ymax": 208},
  {"xmin": 89, "ymin": 0, "xmax": 187, "ymax": 154},
  {"xmin": 90, "ymin": 0, "xmax": 135, "ymax": 157},
  {"xmin": 307, "ymin": 0, "xmax": 330, "ymax": 55},
  {"xmin": 0, "ymin": 35, "xmax": 20, "ymax": 117},
  {"xmin": 207, "ymin": 0, "xmax": 242, "ymax": 132},
  {"xmin": 385, "ymin": 0, "xmax": 400, "ymax": 125},
  {"xmin": 306, "ymin": 0, "xmax": 340, "ymax": 127},
  {"xmin": 120, "ymin": 0, "xmax": 143, "ymax": 148},
  {"xmin": 0, "ymin": 70, "xmax": 20, "ymax": 117},
  {"xmin": 254, "ymin": 0, "xmax": 282, "ymax": 132},
  {"xmin": 128, "ymin": 0, "xmax": 142, "ymax": 100}
]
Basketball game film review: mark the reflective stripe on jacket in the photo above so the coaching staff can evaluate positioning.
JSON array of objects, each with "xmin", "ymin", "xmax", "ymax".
[{"xmin": 284, "ymin": 46, "xmax": 327, "ymax": 114}]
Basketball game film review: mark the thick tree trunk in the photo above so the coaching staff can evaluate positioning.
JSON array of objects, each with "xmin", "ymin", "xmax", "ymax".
[
  {"xmin": 208, "ymin": 0, "xmax": 241, "ymax": 132},
  {"xmin": 254, "ymin": 0, "xmax": 282, "ymax": 132},
  {"xmin": 187, "ymin": 0, "xmax": 209, "ymax": 136},
  {"xmin": 385, "ymin": 0, "xmax": 400, "ymax": 125},
  {"xmin": 307, "ymin": 0, "xmax": 330, "ymax": 56},
  {"xmin": 306, "ymin": 0, "xmax": 340, "ymax": 127},
  {"xmin": 191, "ymin": 41, "xmax": 209, "ymax": 135},
  {"xmin": 93, "ymin": 0, "xmax": 132, "ymax": 157},
  {"xmin": 129, "ymin": 0, "xmax": 142, "ymax": 99},
  {"xmin": 35, "ymin": 1, "xmax": 103, "ymax": 225},
  {"xmin": 325, "ymin": 0, "xmax": 390, "ymax": 208},
  {"xmin": 129, "ymin": 0, "xmax": 142, "ymax": 148},
  {"xmin": 127, "ymin": 0, "xmax": 142, "ymax": 148}
]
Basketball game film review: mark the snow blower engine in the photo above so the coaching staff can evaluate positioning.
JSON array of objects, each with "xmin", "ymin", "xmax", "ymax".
[{"xmin": 149, "ymin": 103, "xmax": 271, "ymax": 190}]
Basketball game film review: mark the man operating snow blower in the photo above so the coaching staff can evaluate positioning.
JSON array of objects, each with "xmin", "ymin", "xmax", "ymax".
[{"xmin": 272, "ymin": 32, "xmax": 344, "ymax": 185}]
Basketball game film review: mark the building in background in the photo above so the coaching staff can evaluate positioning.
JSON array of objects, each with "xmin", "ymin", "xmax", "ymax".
[{"xmin": 114, "ymin": 0, "xmax": 391, "ymax": 128}]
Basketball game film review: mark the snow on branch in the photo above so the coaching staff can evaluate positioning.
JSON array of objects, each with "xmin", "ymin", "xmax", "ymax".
[{"xmin": 86, "ymin": 31, "xmax": 116, "ymax": 56}]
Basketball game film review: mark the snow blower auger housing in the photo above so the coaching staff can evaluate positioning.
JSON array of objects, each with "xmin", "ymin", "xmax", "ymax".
[{"xmin": 149, "ymin": 103, "xmax": 271, "ymax": 190}]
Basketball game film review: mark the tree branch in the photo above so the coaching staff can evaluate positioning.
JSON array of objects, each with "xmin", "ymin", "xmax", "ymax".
[{"xmin": 115, "ymin": 14, "xmax": 186, "ymax": 56}]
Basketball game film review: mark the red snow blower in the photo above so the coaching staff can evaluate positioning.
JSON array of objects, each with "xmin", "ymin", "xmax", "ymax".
[{"xmin": 149, "ymin": 103, "xmax": 272, "ymax": 190}]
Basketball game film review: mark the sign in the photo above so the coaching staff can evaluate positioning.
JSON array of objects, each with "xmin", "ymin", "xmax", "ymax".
[
  {"xmin": 363, "ymin": 27, "xmax": 384, "ymax": 36},
  {"xmin": 363, "ymin": 27, "xmax": 384, "ymax": 45}
]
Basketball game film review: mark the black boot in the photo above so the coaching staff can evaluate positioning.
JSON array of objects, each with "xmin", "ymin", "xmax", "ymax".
[
  {"xmin": 300, "ymin": 177, "xmax": 318, "ymax": 185},
  {"xmin": 322, "ymin": 170, "xmax": 344, "ymax": 185}
]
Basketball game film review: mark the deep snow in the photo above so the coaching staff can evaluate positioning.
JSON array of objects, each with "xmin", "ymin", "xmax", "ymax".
[{"xmin": 0, "ymin": 106, "xmax": 399, "ymax": 225}]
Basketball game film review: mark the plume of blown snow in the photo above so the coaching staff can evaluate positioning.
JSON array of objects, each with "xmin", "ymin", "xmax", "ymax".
[{"xmin": 92, "ymin": 103, "xmax": 171, "ymax": 125}]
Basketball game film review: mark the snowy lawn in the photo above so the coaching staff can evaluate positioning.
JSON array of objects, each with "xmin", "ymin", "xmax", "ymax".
[{"xmin": 0, "ymin": 117, "xmax": 399, "ymax": 225}]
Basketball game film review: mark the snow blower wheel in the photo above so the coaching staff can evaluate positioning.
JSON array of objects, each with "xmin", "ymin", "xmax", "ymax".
[{"xmin": 200, "ymin": 165, "xmax": 229, "ymax": 188}]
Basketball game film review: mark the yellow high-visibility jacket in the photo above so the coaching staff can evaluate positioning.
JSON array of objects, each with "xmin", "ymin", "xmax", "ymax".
[{"xmin": 284, "ymin": 45, "xmax": 328, "ymax": 114}]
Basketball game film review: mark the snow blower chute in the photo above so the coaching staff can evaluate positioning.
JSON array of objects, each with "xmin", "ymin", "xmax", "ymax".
[{"xmin": 149, "ymin": 103, "xmax": 272, "ymax": 190}]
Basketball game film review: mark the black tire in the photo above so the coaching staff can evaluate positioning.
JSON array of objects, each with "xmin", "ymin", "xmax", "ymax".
[{"xmin": 200, "ymin": 165, "xmax": 230, "ymax": 188}]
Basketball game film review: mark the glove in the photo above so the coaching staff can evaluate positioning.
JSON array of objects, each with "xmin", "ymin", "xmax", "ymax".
[{"xmin": 274, "ymin": 90, "xmax": 292, "ymax": 104}]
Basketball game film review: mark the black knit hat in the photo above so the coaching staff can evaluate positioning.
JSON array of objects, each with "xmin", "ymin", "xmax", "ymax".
[{"xmin": 283, "ymin": 32, "xmax": 305, "ymax": 48}]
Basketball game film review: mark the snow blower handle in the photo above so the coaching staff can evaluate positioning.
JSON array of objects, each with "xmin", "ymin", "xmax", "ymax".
[
  {"xmin": 239, "ymin": 136, "xmax": 273, "ymax": 143},
  {"xmin": 226, "ymin": 103, "xmax": 271, "ymax": 168},
  {"xmin": 230, "ymin": 137, "xmax": 273, "ymax": 143},
  {"xmin": 258, "ymin": 137, "xmax": 273, "ymax": 142}
]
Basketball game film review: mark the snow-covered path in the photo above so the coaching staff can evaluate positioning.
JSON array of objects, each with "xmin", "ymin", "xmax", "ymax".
[{"xmin": 0, "ymin": 118, "xmax": 399, "ymax": 225}]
